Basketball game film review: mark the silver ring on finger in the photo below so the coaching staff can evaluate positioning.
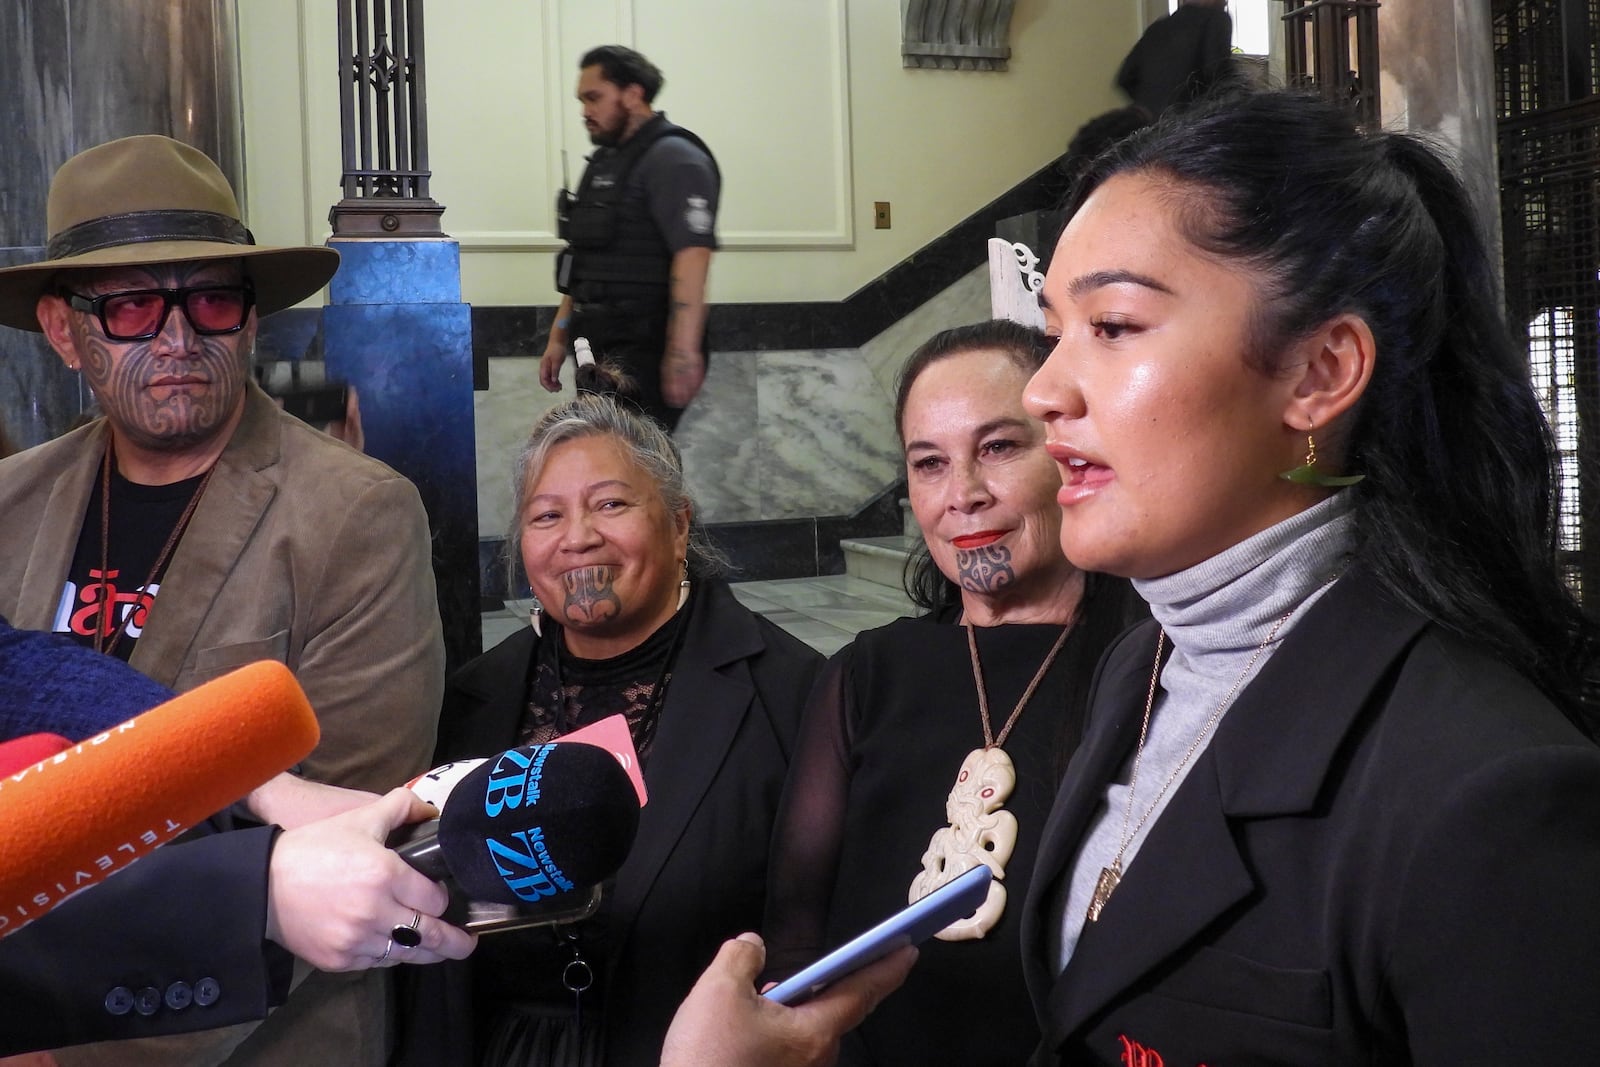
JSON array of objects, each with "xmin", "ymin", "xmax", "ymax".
[
  {"xmin": 390, "ymin": 910, "xmax": 423, "ymax": 949},
  {"xmin": 376, "ymin": 937, "xmax": 395, "ymax": 965}
]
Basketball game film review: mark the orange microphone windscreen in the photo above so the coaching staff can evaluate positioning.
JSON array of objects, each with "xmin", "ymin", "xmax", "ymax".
[{"xmin": 0, "ymin": 660, "xmax": 320, "ymax": 938}]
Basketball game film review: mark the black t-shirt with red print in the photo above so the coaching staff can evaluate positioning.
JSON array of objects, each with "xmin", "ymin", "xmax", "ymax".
[{"xmin": 55, "ymin": 462, "xmax": 204, "ymax": 661}]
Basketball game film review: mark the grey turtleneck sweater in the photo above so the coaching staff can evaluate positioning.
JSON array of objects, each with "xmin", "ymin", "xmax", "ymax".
[{"xmin": 1053, "ymin": 493, "xmax": 1356, "ymax": 972}]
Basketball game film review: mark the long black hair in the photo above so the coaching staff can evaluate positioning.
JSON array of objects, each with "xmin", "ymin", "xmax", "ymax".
[{"xmin": 1070, "ymin": 89, "xmax": 1596, "ymax": 730}]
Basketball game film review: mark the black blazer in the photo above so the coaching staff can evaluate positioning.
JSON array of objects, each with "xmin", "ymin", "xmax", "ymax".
[
  {"xmin": 0, "ymin": 617, "xmax": 291, "ymax": 1054},
  {"xmin": 1022, "ymin": 566, "xmax": 1600, "ymax": 1065},
  {"xmin": 429, "ymin": 578, "xmax": 822, "ymax": 1066},
  {"xmin": 0, "ymin": 825, "xmax": 289, "ymax": 1054}
]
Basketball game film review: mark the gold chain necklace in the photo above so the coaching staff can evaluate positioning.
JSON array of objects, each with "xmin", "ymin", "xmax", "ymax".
[
  {"xmin": 908, "ymin": 620, "xmax": 1073, "ymax": 941},
  {"xmin": 1085, "ymin": 604, "xmax": 1300, "ymax": 924}
]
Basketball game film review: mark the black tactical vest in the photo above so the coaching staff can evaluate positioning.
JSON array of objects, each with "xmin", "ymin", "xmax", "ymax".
[{"xmin": 555, "ymin": 115, "xmax": 718, "ymax": 296}]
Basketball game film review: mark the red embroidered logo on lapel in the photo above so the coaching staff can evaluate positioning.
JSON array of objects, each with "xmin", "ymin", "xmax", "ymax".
[
  {"xmin": 1117, "ymin": 1034, "xmax": 1212, "ymax": 1067},
  {"xmin": 1117, "ymin": 1034, "xmax": 1164, "ymax": 1067}
]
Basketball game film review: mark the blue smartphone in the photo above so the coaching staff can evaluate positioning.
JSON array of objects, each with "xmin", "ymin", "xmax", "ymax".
[{"xmin": 761, "ymin": 865, "xmax": 993, "ymax": 1006}]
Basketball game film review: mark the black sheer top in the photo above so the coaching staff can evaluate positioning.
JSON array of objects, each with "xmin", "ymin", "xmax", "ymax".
[
  {"xmin": 764, "ymin": 578, "xmax": 1142, "ymax": 1066},
  {"xmin": 519, "ymin": 607, "xmax": 685, "ymax": 765}
]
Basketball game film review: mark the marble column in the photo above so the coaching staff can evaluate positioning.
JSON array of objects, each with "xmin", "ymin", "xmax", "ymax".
[
  {"xmin": 1377, "ymin": 2, "xmax": 1501, "ymax": 270},
  {"xmin": 0, "ymin": 0, "xmax": 241, "ymax": 451}
]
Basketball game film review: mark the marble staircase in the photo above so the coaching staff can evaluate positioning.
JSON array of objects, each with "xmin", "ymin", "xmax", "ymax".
[
  {"xmin": 840, "ymin": 496, "xmax": 920, "ymax": 591},
  {"xmin": 840, "ymin": 535, "xmax": 918, "ymax": 589}
]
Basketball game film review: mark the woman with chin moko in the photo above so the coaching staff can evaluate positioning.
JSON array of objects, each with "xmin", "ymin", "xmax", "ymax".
[
  {"xmin": 425, "ymin": 391, "xmax": 822, "ymax": 1067},
  {"xmin": 763, "ymin": 320, "xmax": 1144, "ymax": 1067}
]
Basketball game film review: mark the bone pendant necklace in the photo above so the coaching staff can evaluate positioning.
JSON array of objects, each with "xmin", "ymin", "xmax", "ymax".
[{"xmin": 909, "ymin": 622, "xmax": 1070, "ymax": 941}]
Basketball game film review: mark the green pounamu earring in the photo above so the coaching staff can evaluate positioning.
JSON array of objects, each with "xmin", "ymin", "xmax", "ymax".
[{"xmin": 1279, "ymin": 423, "xmax": 1364, "ymax": 487}]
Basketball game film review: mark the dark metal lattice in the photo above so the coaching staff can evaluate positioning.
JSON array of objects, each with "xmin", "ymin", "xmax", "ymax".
[
  {"xmin": 330, "ymin": 0, "xmax": 443, "ymax": 236},
  {"xmin": 1495, "ymin": 0, "xmax": 1600, "ymax": 607},
  {"xmin": 1280, "ymin": 0, "xmax": 1383, "ymax": 126}
]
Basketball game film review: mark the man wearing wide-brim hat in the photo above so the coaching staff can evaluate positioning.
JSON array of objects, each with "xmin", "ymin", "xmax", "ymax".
[{"xmin": 0, "ymin": 135, "xmax": 446, "ymax": 1064}]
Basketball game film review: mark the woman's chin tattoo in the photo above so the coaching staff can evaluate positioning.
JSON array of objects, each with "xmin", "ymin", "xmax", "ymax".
[
  {"xmin": 956, "ymin": 544, "xmax": 1016, "ymax": 595},
  {"xmin": 562, "ymin": 566, "xmax": 623, "ymax": 625}
]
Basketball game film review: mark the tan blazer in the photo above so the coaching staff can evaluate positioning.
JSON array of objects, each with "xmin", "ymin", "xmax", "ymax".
[
  {"xmin": 0, "ymin": 381, "xmax": 443, "ymax": 791},
  {"xmin": 0, "ymin": 381, "xmax": 444, "ymax": 1067}
]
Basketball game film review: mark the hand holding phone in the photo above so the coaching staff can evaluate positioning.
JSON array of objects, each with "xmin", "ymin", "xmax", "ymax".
[{"xmin": 762, "ymin": 865, "xmax": 992, "ymax": 1006}]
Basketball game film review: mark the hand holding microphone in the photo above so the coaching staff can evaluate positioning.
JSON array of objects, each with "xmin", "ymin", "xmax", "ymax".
[
  {"xmin": 273, "ymin": 731, "xmax": 643, "ymax": 973},
  {"xmin": 0, "ymin": 654, "xmax": 475, "ymax": 969},
  {"xmin": 266, "ymin": 788, "xmax": 477, "ymax": 971},
  {"xmin": 395, "ymin": 737, "xmax": 642, "ymax": 932}
]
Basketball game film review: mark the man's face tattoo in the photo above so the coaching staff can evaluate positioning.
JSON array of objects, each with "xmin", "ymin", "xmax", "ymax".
[{"xmin": 65, "ymin": 263, "xmax": 252, "ymax": 453}]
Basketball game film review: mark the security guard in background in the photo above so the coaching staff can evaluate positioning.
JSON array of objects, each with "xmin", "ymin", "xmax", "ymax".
[{"xmin": 541, "ymin": 45, "xmax": 720, "ymax": 433}]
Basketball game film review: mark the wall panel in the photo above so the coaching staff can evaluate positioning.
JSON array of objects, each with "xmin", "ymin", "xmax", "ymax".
[{"xmin": 239, "ymin": 0, "xmax": 1133, "ymax": 307}]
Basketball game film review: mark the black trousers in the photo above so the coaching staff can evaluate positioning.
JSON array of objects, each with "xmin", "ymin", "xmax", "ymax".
[{"xmin": 570, "ymin": 301, "xmax": 694, "ymax": 433}]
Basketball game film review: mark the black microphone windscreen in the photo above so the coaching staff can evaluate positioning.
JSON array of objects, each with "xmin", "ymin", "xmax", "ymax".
[{"xmin": 438, "ymin": 741, "xmax": 640, "ymax": 907}]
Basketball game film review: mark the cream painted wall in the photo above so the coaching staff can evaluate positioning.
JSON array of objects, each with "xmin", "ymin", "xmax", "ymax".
[{"xmin": 238, "ymin": 1, "xmax": 1134, "ymax": 308}]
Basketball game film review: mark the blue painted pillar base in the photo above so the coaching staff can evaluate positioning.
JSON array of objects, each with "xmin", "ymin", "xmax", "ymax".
[{"xmin": 321, "ymin": 238, "xmax": 480, "ymax": 672}]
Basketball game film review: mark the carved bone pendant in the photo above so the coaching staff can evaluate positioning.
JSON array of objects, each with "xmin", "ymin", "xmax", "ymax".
[{"xmin": 909, "ymin": 746, "xmax": 1019, "ymax": 941}]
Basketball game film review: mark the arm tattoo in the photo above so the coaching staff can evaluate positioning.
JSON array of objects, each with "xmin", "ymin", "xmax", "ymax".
[
  {"xmin": 956, "ymin": 545, "xmax": 1016, "ymax": 595},
  {"xmin": 562, "ymin": 566, "xmax": 622, "ymax": 625}
]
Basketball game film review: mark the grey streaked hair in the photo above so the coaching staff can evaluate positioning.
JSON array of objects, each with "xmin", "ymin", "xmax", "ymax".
[{"xmin": 507, "ymin": 393, "xmax": 729, "ymax": 577}]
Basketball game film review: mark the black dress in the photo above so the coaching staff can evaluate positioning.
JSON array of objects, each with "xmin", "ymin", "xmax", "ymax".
[{"xmin": 765, "ymin": 582, "xmax": 1141, "ymax": 1067}]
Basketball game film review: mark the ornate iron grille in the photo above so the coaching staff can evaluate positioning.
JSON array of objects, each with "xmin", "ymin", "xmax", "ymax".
[
  {"xmin": 901, "ymin": 0, "xmax": 1017, "ymax": 71},
  {"xmin": 330, "ymin": 0, "xmax": 443, "ymax": 236},
  {"xmin": 1495, "ymin": 0, "xmax": 1600, "ymax": 608},
  {"xmin": 1280, "ymin": 0, "xmax": 1382, "ymax": 125},
  {"xmin": 1495, "ymin": 0, "xmax": 1592, "ymax": 114}
]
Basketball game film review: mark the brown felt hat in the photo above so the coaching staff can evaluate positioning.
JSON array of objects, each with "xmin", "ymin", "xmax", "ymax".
[{"xmin": 0, "ymin": 134, "xmax": 340, "ymax": 332}]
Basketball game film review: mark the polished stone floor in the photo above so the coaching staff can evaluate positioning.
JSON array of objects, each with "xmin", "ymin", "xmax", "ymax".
[{"xmin": 481, "ymin": 574, "xmax": 915, "ymax": 658}]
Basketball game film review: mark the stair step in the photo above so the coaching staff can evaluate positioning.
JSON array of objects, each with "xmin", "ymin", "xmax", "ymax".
[{"xmin": 841, "ymin": 535, "xmax": 921, "ymax": 589}]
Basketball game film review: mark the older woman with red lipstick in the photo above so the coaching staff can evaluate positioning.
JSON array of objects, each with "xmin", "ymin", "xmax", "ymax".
[
  {"xmin": 423, "ymin": 390, "xmax": 822, "ymax": 1066},
  {"xmin": 763, "ymin": 320, "xmax": 1142, "ymax": 1066},
  {"xmin": 1016, "ymin": 89, "xmax": 1600, "ymax": 1066}
]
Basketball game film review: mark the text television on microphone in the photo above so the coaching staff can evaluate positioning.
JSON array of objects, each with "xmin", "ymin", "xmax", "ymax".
[{"xmin": 0, "ymin": 661, "xmax": 319, "ymax": 938}]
